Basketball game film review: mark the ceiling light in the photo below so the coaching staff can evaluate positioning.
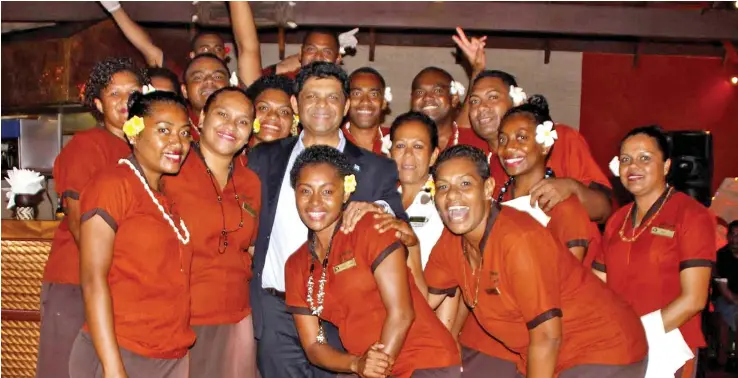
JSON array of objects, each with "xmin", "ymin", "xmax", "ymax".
[{"xmin": 732, "ymin": 76, "xmax": 738, "ymax": 85}]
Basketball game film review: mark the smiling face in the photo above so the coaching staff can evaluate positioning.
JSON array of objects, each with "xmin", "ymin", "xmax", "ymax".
[
  {"xmin": 201, "ymin": 91, "xmax": 254, "ymax": 157},
  {"xmin": 130, "ymin": 102, "xmax": 192, "ymax": 175},
  {"xmin": 390, "ymin": 120, "xmax": 439, "ymax": 187},
  {"xmin": 254, "ymin": 88, "xmax": 294, "ymax": 144},
  {"xmin": 411, "ymin": 70, "xmax": 458, "ymax": 124},
  {"xmin": 191, "ymin": 33, "xmax": 226, "ymax": 60},
  {"xmin": 95, "ymin": 71, "xmax": 141, "ymax": 129},
  {"xmin": 183, "ymin": 57, "xmax": 229, "ymax": 112},
  {"xmin": 618, "ymin": 133, "xmax": 671, "ymax": 198},
  {"xmin": 348, "ymin": 72, "xmax": 386, "ymax": 129},
  {"xmin": 468, "ymin": 76, "xmax": 513, "ymax": 143},
  {"xmin": 295, "ymin": 163, "xmax": 349, "ymax": 233},
  {"xmin": 497, "ymin": 114, "xmax": 548, "ymax": 177},
  {"xmin": 434, "ymin": 157, "xmax": 494, "ymax": 235},
  {"xmin": 293, "ymin": 77, "xmax": 350, "ymax": 137},
  {"xmin": 300, "ymin": 32, "xmax": 341, "ymax": 66}
]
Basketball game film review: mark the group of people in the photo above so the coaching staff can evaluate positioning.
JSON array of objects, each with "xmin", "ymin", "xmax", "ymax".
[{"xmin": 35, "ymin": 2, "xmax": 724, "ymax": 378}]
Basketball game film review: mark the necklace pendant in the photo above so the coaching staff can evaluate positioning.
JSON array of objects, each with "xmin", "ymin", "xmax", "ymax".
[{"xmin": 235, "ymin": 194, "xmax": 239, "ymax": 200}]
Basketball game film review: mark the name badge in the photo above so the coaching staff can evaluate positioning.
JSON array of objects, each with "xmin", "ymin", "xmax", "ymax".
[
  {"xmin": 333, "ymin": 258, "xmax": 357, "ymax": 274},
  {"xmin": 242, "ymin": 202, "xmax": 257, "ymax": 217},
  {"xmin": 409, "ymin": 216, "xmax": 428, "ymax": 227},
  {"xmin": 651, "ymin": 227, "xmax": 675, "ymax": 238}
]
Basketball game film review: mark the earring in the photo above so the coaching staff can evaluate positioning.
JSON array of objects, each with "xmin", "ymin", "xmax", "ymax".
[{"xmin": 291, "ymin": 114, "xmax": 300, "ymax": 136}]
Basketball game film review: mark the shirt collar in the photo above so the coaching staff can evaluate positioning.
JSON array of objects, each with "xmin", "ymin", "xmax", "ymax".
[{"xmin": 296, "ymin": 129, "xmax": 346, "ymax": 153}]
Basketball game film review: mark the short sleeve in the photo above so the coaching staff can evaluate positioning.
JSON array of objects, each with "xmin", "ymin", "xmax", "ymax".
[
  {"xmin": 677, "ymin": 205, "xmax": 717, "ymax": 270},
  {"xmin": 285, "ymin": 246, "xmax": 311, "ymax": 315},
  {"xmin": 424, "ymin": 230, "xmax": 460, "ymax": 297},
  {"xmin": 555, "ymin": 125, "xmax": 612, "ymax": 196},
  {"xmin": 356, "ymin": 217, "xmax": 403, "ymax": 273},
  {"xmin": 54, "ymin": 137, "xmax": 105, "ymax": 201},
  {"xmin": 547, "ymin": 197, "xmax": 592, "ymax": 250},
  {"xmin": 79, "ymin": 172, "xmax": 131, "ymax": 232},
  {"xmin": 504, "ymin": 231, "xmax": 563, "ymax": 329}
]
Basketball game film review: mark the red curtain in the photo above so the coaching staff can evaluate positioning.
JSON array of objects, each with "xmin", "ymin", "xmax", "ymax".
[{"xmin": 580, "ymin": 53, "xmax": 738, "ymax": 192}]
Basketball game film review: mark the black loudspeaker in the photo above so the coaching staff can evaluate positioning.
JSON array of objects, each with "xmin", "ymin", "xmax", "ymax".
[{"xmin": 669, "ymin": 131, "xmax": 713, "ymax": 207}]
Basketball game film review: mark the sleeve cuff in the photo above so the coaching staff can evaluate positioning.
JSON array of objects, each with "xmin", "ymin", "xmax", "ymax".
[
  {"xmin": 371, "ymin": 241, "xmax": 402, "ymax": 273},
  {"xmin": 285, "ymin": 306, "xmax": 313, "ymax": 316},
  {"xmin": 374, "ymin": 200, "xmax": 395, "ymax": 216},
  {"xmin": 592, "ymin": 261, "xmax": 607, "ymax": 273},
  {"xmin": 428, "ymin": 286, "xmax": 458, "ymax": 297},
  {"xmin": 566, "ymin": 239, "xmax": 589, "ymax": 249},
  {"xmin": 526, "ymin": 308, "xmax": 563, "ymax": 330},
  {"xmin": 61, "ymin": 190, "xmax": 80, "ymax": 201},
  {"xmin": 679, "ymin": 259, "xmax": 713, "ymax": 271},
  {"xmin": 588, "ymin": 181, "xmax": 613, "ymax": 200},
  {"xmin": 80, "ymin": 208, "xmax": 118, "ymax": 232}
]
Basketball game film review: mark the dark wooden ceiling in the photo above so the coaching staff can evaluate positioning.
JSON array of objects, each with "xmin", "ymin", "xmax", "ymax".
[{"xmin": 2, "ymin": 1, "xmax": 737, "ymax": 61}]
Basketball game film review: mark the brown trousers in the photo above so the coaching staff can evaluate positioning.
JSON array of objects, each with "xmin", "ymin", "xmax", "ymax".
[
  {"xmin": 68, "ymin": 331, "xmax": 188, "ymax": 378},
  {"xmin": 36, "ymin": 282, "xmax": 86, "ymax": 378},
  {"xmin": 189, "ymin": 315, "xmax": 259, "ymax": 378},
  {"xmin": 461, "ymin": 347, "xmax": 518, "ymax": 378},
  {"xmin": 337, "ymin": 364, "xmax": 462, "ymax": 378}
]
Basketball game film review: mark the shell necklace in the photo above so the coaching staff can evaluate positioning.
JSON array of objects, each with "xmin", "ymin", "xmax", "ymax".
[
  {"xmin": 119, "ymin": 159, "xmax": 190, "ymax": 245},
  {"xmin": 618, "ymin": 186, "xmax": 673, "ymax": 243},
  {"xmin": 306, "ymin": 219, "xmax": 342, "ymax": 344}
]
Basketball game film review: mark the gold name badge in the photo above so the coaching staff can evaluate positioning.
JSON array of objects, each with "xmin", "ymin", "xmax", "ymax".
[
  {"xmin": 651, "ymin": 227, "xmax": 675, "ymax": 238},
  {"xmin": 242, "ymin": 202, "xmax": 256, "ymax": 217},
  {"xmin": 333, "ymin": 258, "xmax": 357, "ymax": 274}
]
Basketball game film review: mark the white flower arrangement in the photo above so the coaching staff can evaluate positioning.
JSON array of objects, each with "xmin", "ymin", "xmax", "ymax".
[
  {"xmin": 384, "ymin": 87, "xmax": 393, "ymax": 103},
  {"xmin": 230, "ymin": 72, "xmax": 240, "ymax": 87},
  {"xmin": 381, "ymin": 134, "xmax": 392, "ymax": 156},
  {"xmin": 609, "ymin": 156, "xmax": 620, "ymax": 177},
  {"xmin": 4, "ymin": 168, "xmax": 45, "ymax": 209},
  {"xmin": 449, "ymin": 81, "xmax": 466, "ymax": 97},
  {"xmin": 338, "ymin": 28, "xmax": 359, "ymax": 55},
  {"xmin": 535, "ymin": 120, "xmax": 558, "ymax": 148},
  {"xmin": 142, "ymin": 84, "xmax": 156, "ymax": 95},
  {"xmin": 510, "ymin": 85, "xmax": 527, "ymax": 106}
]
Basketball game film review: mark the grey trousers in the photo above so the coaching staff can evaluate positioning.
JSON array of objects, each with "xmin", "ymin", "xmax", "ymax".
[
  {"xmin": 190, "ymin": 316, "xmax": 259, "ymax": 378},
  {"xmin": 461, "ymin": 347, "xmax": 518, "ymax": 378},
  {"xmin": 514, "ymin": 359, "xmax": 647, "ymax": 378},
  {"xmin": 68, "ymin": 331, "xmax": 188, "ymax": 378},
  {"xmin": 36, "ymin": 282, "xmax": 86, "ymax": 378}
]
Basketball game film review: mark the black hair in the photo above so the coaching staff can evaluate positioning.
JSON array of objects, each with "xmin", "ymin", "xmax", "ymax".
[
  {"xmin": 190, "ymin": 31, "xmax": 225, "ymax": 52},
  {"xmin": 431, "ymin": 144, "xmax": 490, "ymax": 181},
  {"xmin": 295, "ymin": 62, "xmax": 350, "ymax": 97},
  {"xmin": 290, "ymin": 145, "xmax": 354, "ymax": 189},
  {"xmin": 501, "ymin": 94, "xmax": 552, "ymax": 127},
  {"xmin": 349, "ymin": 67, "xmax": 386, "ymax": 90},
  {"xmin": 620, "ymin": 125, "xmax": 672, "ymax": 161},
  {"xmin": 146, "ymin": 66, "xmax": 182, "ymax": 97},
  {"xmin": 127, "ymin": 90, "xmax": 188, "ymax": 121},
  {"xmin": 412, "ymin": 66, "xmax": 454, "ymax": 89},
  {"xmin": 182, "ymin": 53, "xmax": 230, "ymax": 83},
  {"xmin": 84, "ymin": 57, "xmax": 146, "ymax": 121},
  {"xmin": 728, "ymin": 220, "xmax": 738, "ymax": 234},
  {"xmin": 390, "ymin": 111, "xmax": 439, "ymax": 151},
  {"xmin": 472, "ymin": 70, "xmax": 518, "ymax": 89},
  {"xmin": 202, "ymin": 86, "xmax": 252, "ymax": 114},
  {"xmin": 245, "ymin": 74, "xmax": 295, "ymax": 102},
  {"xmin": 302, "ymin": 29, "xmax": 340, "ymax": 50}
]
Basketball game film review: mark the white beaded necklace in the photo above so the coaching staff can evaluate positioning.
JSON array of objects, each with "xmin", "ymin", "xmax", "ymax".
[
  {"xmin": 118, "ymin": 159, "xmax": 191, "ymax": 245},
  {"xmin": 345, "ymin": 122, "xmax": 384, "ymax": 141},
  {"xmin": 451, "ymin": 121, "xmax": 460, "ymax": 147}
]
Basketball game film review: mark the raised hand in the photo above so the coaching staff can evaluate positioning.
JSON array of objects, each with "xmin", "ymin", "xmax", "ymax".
[{"xmin": 451, "ymin": 27, "xmax": 487, "ymax": 76}]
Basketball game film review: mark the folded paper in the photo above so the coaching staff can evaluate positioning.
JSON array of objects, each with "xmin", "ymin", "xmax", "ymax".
[
  {"xmin": 500, "ymin": 195, "xmax": 551, "ymax": 226},
  {"xmin": 640, "ymin": 309, "xmax": 694, "ymax": 378},
  {"xmin": 4, "ymin": 167, "xmax": 45, "ymax": 209}
]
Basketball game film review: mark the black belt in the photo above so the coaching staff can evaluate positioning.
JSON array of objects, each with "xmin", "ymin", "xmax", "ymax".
[{"xmin": 265, "ymin": 288, "xmax": 286, "ymax": 300}]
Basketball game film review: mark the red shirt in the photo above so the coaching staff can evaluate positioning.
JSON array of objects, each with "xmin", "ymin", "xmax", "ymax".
[
  {"xmin": 261, "ymin": 65, "xmax": 300, "ymax": 80},
  {"xmin": 426, "ymin": 206, "xmax": 647, "ymax": 373},
  {"xmin": 80, "ymin": 157, "xmax": 195, "ymax": 359},
  {"xmin": 341, "ymin": 123, "xmax": 386, "ymax": 156},
  {"xmin": 285, "ymin": 217, "xmax": 460, "ymax": 377},
  {"xmin": 597, "ymin": 190, "xmax": 717, "ymax": 349},
  {"xmin": 163, "ymin": 148, "xmax": 261, "ymax": 325},
  {"xmin": 45, "ymin": 127, "xmax": 131, "ymax": 284}
]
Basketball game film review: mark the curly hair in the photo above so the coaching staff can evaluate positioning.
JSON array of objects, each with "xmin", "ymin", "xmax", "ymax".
[
  {"xmin": 431, "ymin": 144, "xmax": 490, "ymax": 181},
  {"xmin": 389, "ymin": 111, "xmax": 439, "ymax": 151},
  {"xmin": 127, "ymin": 91, "xmax": 188, "ymax": 120},
  {"xmin": 290, "ymin": 145, "xmax": 353, "ymax": 189},
  {"xmin": 84, "ymin": 57, "xmax": 146, "ymax": 121},
  {"xmin": 472, "ymin": 69, "xmax": 518, "ymax": 89},
  {"xmin": 620, "ymin": 125, "xmax": 672, "ymax": 162},
  {"xmin": 245, "ymin": 74, "xmax": 295, "ymax": 102},
  {"xmin": 295, "ymin": 62, "xmax": 350, "ymax": 98},
  {"xmin": 412, "ymin": 66, "xmax": 454, "ymax": 89}
]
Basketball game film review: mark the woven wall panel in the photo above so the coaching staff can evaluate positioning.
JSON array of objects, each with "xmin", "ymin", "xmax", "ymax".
[
  {"xmin": 1, "ymin": 240, "xmax": 50, "ymax": 311},
  {"xmin": 1, "ymin": 320, "xmax": 41, "ymax": 378}
]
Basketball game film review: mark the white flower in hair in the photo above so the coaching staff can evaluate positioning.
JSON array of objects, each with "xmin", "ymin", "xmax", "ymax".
[
  {"xmin": 509, "ymin": 85, "xmax": 527, "ymax": 106},
  {"xmin": 535, "ymin": 120, "xmax": 558, "ymax": 148},
  {"xmin": 381, "ymin": 134, "xmax": 392, "ymax": 156},
  {"xmin": 384, "ymin": 87, "xmax": 393, "ymax": 103},
  {"xmin": 338, "ymin": 28, "xmax": 359, "ymax": 55},
  {"xmin": 449, "ymin": 81, "xmax": 466, "ymax": 97},
  {"xmin": 142, "ymin": 84, "xmax": 156, "ymax": 95},
  {"xmin": 230, "ymin": 72, "xmax": 240, "ymax": 87},
  {"xmin": 609, "ymin": 156, "xmax": 620, "ymax": 177}
]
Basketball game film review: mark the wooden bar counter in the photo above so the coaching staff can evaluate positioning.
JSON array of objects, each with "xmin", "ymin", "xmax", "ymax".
[{"xmin": 1, "ymin": 220, "xmax": 59, "ymax": 378}]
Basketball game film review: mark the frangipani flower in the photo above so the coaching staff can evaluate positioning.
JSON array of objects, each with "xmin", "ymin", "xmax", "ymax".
[
  {"xmin": 381, "ymin": 134, "xmax": 392, "ymax": 156},
  {"xmin": 384, "ymin": 87, "xmax": 393, "ymax": 103},
  {"xmin": 338, "ymin": 28, "xmax": 359, "ymax": 55},
  {"xmin": 509, "ymin": 85, "xmax": 527, "ymax": 106},
  {"xmin": 535, "ymin": 120, "xmax": 557, "ymax": 148},
  {"xmin": 122, "ymin": 116, "xmax": 145, "ymax": 137},
  {"xmin": 609, "ymin": 156, "xmax": 620, "ymax": 177},
  {"xmin": 423, "ymin": 176, "xmax": 436, "ymax": 198},
  {"xmin": 230, "ymin": 72, "xmax": 240, "ymax": 87},
  {"xmin": 142, "ymin": 84, "xmax": 156, "ymax": 95},
  {"xmin": 344, "ymin": 174, "xmax": 357, "ymax": 195},
  {"xmin": 449, "ymin": 81, "xmax": 466, "ymax": 97}
]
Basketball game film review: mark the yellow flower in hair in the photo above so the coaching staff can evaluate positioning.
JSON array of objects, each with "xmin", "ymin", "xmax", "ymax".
[
  {"xmin": 122, "ymin": 116, "xmax": 145, "ymax": 137},
  {"xmin": 293, "ymin": 114, "xmax": 300, "ymax": 125},
  {"xmin": 253, "ymin": 118, "xmax": 261, "ymax": 133},
  {"xmin": 423, "ymin": 176, "xmax": 436, "ymax": 198},
  {"xmin": 344, "ymin": 174, "xmax": 357, "ymax": 195}
]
